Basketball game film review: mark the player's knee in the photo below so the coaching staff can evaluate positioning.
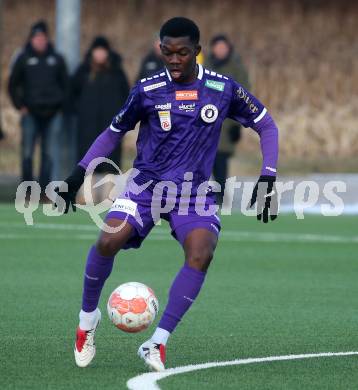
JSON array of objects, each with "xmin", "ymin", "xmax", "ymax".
[
  {"xmin": 186, "ymin": 248, "xmax": 213, "ymax": 271},
  {"xmin": 96, "ymin": 235, "xmax": 119, "ymax": 257}
]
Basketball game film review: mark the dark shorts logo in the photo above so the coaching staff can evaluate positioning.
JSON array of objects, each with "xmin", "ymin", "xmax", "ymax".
[{"xmin": 200, "ymin": 104, "xmax": 218, "ymax": 123}]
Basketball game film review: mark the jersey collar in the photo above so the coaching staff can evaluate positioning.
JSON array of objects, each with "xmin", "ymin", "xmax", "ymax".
[{"xmin": 165, "ymin": 63, "xmax": 203, "ymax": 82}]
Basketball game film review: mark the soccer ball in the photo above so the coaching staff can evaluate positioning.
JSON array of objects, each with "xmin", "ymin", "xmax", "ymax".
[{"xmin": 107, "ymin": 282, "xmax": 159, "ymax": 333}]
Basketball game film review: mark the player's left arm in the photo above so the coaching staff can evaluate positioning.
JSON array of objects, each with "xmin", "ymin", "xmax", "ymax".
[{"xmin": 227, "ymin": 81, "xmax": 278, "ymax": 223}]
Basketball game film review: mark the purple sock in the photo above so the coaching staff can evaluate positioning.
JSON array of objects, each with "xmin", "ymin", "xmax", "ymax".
[
  {"xmin": 82, "ymin": 246, "xmax": 114, "ymax": 312},
  {"xmin": 158, "ymin": 263, "xmax": 206, "ymax": 333}
]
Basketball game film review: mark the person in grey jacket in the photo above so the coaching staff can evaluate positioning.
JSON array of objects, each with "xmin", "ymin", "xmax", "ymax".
[{"xmin": 205, "ymin": 34, "xmax": 250, "ymax": 203}]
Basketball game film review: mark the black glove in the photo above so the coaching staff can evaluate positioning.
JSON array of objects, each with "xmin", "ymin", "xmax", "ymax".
[
  {"xmin": 54, "ymin": 165, "xmax": 86, "ymax": 213},
  {"xmin": 228, "ymin": 125, "xmax": 241, "ymax": 143},
  {"xmin": 249, "ymin": 175, "xmax": 278, "ymax": 223}
]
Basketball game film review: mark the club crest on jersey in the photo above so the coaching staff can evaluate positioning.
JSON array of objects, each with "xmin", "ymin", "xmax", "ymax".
[
  {"xmin": 158, "ymin": 111, "xmax": 172, "ymax": 131},
  {"xmin": 200, "ymin": 104, "xmax": 218, "ymax": 123}
]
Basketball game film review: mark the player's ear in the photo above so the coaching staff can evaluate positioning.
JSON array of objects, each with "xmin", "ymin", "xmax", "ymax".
[{"xmin": 195, "ymin": 44, "xmax": 201, "ymax": 57}]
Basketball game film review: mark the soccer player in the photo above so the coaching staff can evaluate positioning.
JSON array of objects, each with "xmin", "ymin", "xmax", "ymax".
[{"xmin": 55, "ymin": 17, "xmax": 278, "ymax": 371}]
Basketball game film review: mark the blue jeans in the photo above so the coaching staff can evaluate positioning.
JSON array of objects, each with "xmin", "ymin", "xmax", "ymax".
[{"xmin": 21, "ymin": 112, "xmax": 62, "ymax": 190}]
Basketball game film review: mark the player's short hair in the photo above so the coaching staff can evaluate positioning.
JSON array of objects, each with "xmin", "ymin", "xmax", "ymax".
[{"xmin": 160, "ymin": 17, "xmax": 200, "ymax": 45}]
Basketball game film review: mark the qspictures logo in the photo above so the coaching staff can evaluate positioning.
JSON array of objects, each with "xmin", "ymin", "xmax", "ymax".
[{"xmin": 14, "ymin": 157, "xmax": 350, "ymax": 235}]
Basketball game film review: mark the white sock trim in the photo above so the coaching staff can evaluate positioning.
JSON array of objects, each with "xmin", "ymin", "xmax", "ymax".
[
  {"xmin": 151, "ymin": 327, "xmax": 171, "ymax": 346},
  {"xmin": 79, "ymin": 308, "xmax": 99, "ymax": 331}
]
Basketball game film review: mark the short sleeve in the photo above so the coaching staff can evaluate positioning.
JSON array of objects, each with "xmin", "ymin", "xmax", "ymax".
[
  {"xmin": 227, "ymin": 80, "xmax": 267, "ymax": 128},
  {"xmin": 109, "ymin": 83, "xmax": 142, "ymax": 133}
]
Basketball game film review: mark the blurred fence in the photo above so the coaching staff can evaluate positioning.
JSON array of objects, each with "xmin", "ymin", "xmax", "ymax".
[{"xmin": 1, "ymin": 0, "xmax": 357, "ymax": 175}]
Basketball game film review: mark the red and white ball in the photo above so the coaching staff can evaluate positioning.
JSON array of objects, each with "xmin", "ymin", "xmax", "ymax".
[{"xmin": 107, "ymin": 282, "xmax": 159, "ymax": 333}]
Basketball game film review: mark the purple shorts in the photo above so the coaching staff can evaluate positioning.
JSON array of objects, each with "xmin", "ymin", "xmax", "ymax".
[{"xmin": 105, "ymin": 182, "xmax": 221, "ymax": 249}]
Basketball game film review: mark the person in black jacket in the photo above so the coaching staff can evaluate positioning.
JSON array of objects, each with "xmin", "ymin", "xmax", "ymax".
[
  {"xmin": 8, "ymin": 20, "xmax": 68, "ymax": 191},
  {"xmin": 72, "ymin": 36, "xmax": 130, "ymax": 173},
  {"xmin": 136, "ymin": 35, "xmax": 163, "ymax": 81}
]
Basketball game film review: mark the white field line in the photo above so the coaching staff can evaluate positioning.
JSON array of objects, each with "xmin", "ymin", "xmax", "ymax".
[
  {"xmin": 127, "ymin": 351, "xmax": 358, "ymax": 390},
  {"xmin": 0, "ymin": 222, "xmax": 357, "ymax": 244},
  {"xmin": 1, "ymin": 221, "xmax": 98, "ymax": 231},
  {"xmin": 221, "ymin": 231, "xmax": 358, "ymax": 244},
  {"xmin": 1, "ymin": 234, "xmax": 357, "ymax": 244},
  {"xmin": 0, "ymin": 233, "xmax": 95, "ymax": 240}
]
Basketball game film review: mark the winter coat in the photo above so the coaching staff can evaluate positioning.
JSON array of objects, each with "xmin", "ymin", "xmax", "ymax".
[
  {"xmin": 72, "ymin": 51, "xmax": 130, "ymax": 172},
  {"xmin": 8, "ymin": 43, "xmax": 69, "ymax": 117},
  {"xmin": 136, "ymin": 50, "xmax": 163, "ymax": 81},
  {"xmin": 205, "ymin": 53, "xmax": 250, "ymax": 155}
]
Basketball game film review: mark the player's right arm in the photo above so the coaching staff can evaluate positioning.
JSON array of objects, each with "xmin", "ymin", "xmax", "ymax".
[{"xmin": 55, "ymin": 83, "xmax": 142, "ymax": 213}]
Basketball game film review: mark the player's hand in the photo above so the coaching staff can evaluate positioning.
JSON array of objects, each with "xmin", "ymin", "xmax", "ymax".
[
  {"xmin": 249, "ymin": 175, "xmax": 278, "ymax": 223},
  {"xmin": 53, "ymin": 165, "xmax": 86, "ymax": 214},
  {"xmin": 54, "ymin": 185, "xmax": 78, "ymax": 213}
]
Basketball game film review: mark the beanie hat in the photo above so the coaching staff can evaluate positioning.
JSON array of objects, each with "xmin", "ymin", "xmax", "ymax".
[{"xmin": 29, "ymin": 20, "xmax": 48, "ymax": 38}]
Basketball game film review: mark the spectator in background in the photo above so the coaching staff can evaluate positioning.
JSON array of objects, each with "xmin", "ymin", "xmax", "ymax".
[
  {"xmin": 136, "ymin": 35, "xmax": 163, "ymax": 80},
  {"xmin": 8, "ymin": 20, "xmax": 68, "ymax": 194},
  {"xmin": 205, "ymin": 34, "xmax": 250, "ymax": 203},
  {"xmin": 72, "ymin": 36, "xmax": 130, "ymax": 173}
]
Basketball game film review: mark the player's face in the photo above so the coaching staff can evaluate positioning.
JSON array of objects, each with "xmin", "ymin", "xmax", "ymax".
[{"xmin": 160, "ymin": 36, "xmax": 200, "ymax": 83}]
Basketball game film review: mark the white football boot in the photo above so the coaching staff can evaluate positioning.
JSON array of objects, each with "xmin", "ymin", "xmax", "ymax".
[
  {"xmin": 138, "ymin": 340, "xmax": 166, "ymax": 371},
  {"xmin": 74, "ymin": 309, "xmax": 101, "ymax": 367}
]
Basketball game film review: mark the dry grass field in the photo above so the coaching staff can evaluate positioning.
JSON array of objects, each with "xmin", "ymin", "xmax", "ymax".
[{"xmin": 1, "ymin": 0, "xmax": 357, "ymax": 175}]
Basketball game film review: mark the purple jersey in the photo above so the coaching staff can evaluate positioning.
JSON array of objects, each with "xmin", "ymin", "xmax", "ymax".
[{"xmin": 109, "ymin": 64, "xmax": 268, "ymax": 186}]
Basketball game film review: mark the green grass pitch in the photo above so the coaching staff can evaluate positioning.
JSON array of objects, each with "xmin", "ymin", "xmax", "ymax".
[{"xmin": 1, "ymin": 203, "xmax": 357, "ymax": 389}]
